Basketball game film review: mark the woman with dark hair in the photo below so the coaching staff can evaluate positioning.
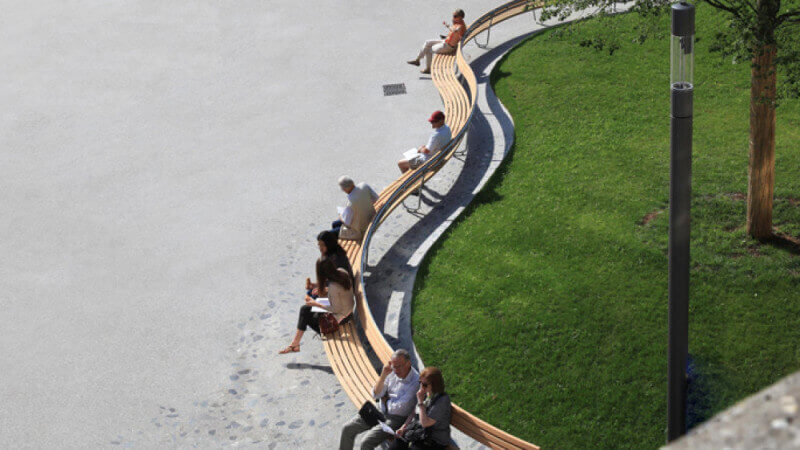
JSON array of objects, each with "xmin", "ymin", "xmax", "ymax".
[
  {"xmin": 389, "ymin": 367, "xmax": 452, "ymax": 450},
  {"xmin": 279, "ymin": 258, "xmax": 355, "ymax": 354},
  {"xmin": 306, "ymin": 230, "xmax": 353, "ymax": 295}
]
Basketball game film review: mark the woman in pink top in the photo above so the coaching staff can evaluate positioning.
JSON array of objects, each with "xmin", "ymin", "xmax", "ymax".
[{"xmin": 407, "ymin": 9, "xmax": 466, "ymax": 74}]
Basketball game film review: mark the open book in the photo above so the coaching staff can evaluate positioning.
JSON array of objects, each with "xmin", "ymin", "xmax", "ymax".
[
  {"xmin": 310, "ymin": 297, "xmax": 330, "ymax": 313},
  {"xmin": 403, "ymin": 147, "xmax": 420, "ymax": 160}
]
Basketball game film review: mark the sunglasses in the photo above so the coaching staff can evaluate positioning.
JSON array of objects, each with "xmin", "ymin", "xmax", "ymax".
[{"xmin": 420, "ymin": 382, "xmax": 429, "ymax": 387}]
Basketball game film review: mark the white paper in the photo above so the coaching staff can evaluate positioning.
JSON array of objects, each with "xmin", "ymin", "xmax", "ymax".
[
  {"xmin": 337, "ymin": 206, "xmax": 345, "ymax": 215},
  {"xmin": 378, "ymin": 421, "xmax": 395, "ymax": 435},
  {"xmin": 378, "ymin": 421, "xmax": 406, "ymax": 441},
  {"xmin": 310, "ymin": 297, "xmax": 330, "ymax": 313},
  {"xmin": 403, "ymin": 148, "xmax": 419, "ymax": 160}
]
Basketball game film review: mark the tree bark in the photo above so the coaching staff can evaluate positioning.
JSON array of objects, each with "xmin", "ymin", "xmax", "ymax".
[{"xmin": 746, "ymin": 43, "xmax": 777, "ymax": 239}]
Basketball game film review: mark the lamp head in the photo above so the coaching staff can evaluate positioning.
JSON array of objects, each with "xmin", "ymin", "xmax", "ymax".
[{"xmin": 670, "ymin": 2, "xmax": 695, "ymax": 91}]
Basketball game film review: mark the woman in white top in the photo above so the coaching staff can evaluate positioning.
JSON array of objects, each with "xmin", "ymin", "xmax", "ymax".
[{"xmin": 279, "ymin": 258, "xmax": 355, "ymax": 354}]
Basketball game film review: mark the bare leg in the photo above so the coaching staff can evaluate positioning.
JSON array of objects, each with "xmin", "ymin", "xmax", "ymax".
[
  {"xmin": 279, "ymin": 329, "xmax": 304, "ymax": 354},
  {"xmin": 289, "ymin": 329, "xmax": 304, "ymax": 347},
  {"xmin": 398, "ymin": 159, "xmax": 410, "ymax": 173}
]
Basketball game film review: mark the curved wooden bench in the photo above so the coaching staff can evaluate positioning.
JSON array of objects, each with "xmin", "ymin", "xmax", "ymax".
[{"xmin": 323, "ymin": 1, "xmax": 543, "ymax": 448}]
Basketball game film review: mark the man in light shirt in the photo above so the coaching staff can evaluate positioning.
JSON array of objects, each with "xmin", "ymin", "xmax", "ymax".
[
  {"xmin": 397, "ymin": 110, "xmax": 452, "ymax": 174},
  {"xmin": 339, "ymin": 349, "xmax": 420, "ymax": 449},
  {"xmin": 331, "ymin": 176, "xmax": 379, "ymax": 241}
]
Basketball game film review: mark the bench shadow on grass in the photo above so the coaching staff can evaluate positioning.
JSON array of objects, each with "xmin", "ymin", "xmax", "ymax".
[
  {"xmin": 686, "ymin": 354, "xmax": 716, "ymax": 430},
  {"xmin": 359, "ymin": 30, "xmax": 541, "ymax": 369}
]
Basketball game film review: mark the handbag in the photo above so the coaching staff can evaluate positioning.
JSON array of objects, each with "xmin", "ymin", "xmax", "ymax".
[
  {"xmin": 358, "ymin": 401, "xmax": 387, "ymax": 427},
  {"xmin": 318, "ymin": 312, "xmax": 339, "ymax": 335},
  {"xmin": 403, "ymin": 421, "xmax": 427, "ymax": 443}
]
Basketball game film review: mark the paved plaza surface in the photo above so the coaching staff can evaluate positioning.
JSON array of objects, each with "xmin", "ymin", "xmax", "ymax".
[{"xmin": 2, "ymin": 2, "xmax": 561, "ymax": 448}]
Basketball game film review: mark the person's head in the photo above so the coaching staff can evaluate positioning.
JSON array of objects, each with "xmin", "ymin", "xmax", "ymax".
[
  {"xmin": 316, "ymin": 230, "xmax": 340, "ymax": 256},
  {"xmin": 419, "ymin": 366, "xmax": 446, "ymax": 396},
  {"xmin": 428, "ymin": 110, "xmax": 445, "ymax": 129},
  {"xmin": 453, "ymin": 9, "xmax": 465, "ymax": 21},
  {"xmin": 390, "ymin": 349, "xmax": 413, "ymax": 378},
  {"xmin": 338, "ymin": 175, "xmax": 355, "ymax": 194},
  {"xmin": 316, "ymin": 257, "xmax": 351, "ymax": 291}
]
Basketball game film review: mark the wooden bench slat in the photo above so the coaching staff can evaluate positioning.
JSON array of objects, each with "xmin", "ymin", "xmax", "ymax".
[
  {"xmin": 451, "ymin": 405, "xmax": 535, "ymax": 449},
  {"xmin": 320, "ymin": 3, "xmax": 542, "ymax": 448},
  {"xmin": 328, "ymin": 324, "xmax": 374, "ymax": 404},
  {"xmin": 338, "ymin": 313, "xmax": 381, "ymax": 389},
  {"xmin": 331, "ymin": 337, "xmax": 375, "ymax": 403},
  {"xmin": 323, "ymin": 328, "xmax": 370, "ymax": 406}
]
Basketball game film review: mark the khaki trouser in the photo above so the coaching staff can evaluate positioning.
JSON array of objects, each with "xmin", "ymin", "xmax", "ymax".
[
  {"xmin": 417, "ymin": 40, "xmax": 455, "ymax": 70},
  {"xmin": 339, "ymin": 413, "xmax": 407, "ymax": 449}
]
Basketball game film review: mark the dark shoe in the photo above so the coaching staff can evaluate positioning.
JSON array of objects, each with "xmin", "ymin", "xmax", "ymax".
[
  {"xmin": 420, "ymin": 68, "xmax": 431, "ymax": 74},
  {"xmin": 407, "ymin": 59, "xmax": 420, "ymax": 66}
]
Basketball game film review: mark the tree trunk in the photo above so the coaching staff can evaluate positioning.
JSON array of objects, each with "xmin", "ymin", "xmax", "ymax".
[{"xmin": 746, "ymin": 43, "xmax": 777, "ymax": 239}]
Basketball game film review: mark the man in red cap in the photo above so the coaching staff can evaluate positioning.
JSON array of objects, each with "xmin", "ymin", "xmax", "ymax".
[{"xmin": 398, "ymin": 110, "xmax": 451, "ymax": 174}]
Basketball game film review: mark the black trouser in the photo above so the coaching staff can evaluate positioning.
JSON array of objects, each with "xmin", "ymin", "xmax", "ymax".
[
  {"xmin": 330, "ymin": 219, "xmax": 343, "ymax": 237},
  {"xmin": 297, "ymin": 304, "xmax": 321, "ymax": 333},
  {"xmin": 387, "ymin": 439, "xmax": 447, "ymax": 450}
]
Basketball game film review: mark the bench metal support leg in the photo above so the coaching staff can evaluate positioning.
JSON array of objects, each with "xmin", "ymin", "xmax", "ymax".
[
  {"xmin": 531, "ymin": 5, "xmax": 543, "ymax": 25},
  {"xmin": 454, "ymin": 140, "xmax": 467, "ymax": 157},
  {"xmin": 403, "ymin": 174, "xmax": 426, "ymax": 213},
  {"xmin": 475, "ymin": 17, "xmax": 493, "ymax": 49}
]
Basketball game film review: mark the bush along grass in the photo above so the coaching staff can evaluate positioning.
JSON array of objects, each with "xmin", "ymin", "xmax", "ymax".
[{"xmin": 411, "ymin": 4, "xmax": 800, "ymax": 448}]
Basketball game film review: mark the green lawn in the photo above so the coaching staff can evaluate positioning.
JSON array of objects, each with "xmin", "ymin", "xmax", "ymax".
[{"xmin": 411, "ymin": 5, "xmax": 800, "ymax": 448}]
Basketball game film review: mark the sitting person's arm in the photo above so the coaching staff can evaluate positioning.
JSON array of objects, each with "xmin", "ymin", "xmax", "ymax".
[
  {"xmin": 418, "ymin": 407, "xmax": 436, "ymax": 428},
  {"xmin": 373, "ymin": 362, "xmax": 392, "ymax": 398},
  {"xmin": 304, "ymin": 295, "xmax": 326, "ymax": 309},
  {"xmin": 395, "ymin": 412, "xmax": 416, "ymax": 437},
  {"xmin": 416, "ymin": 387, "xmax": 437, "ymax": 428},
  {"xmin": 365, "ymin": 184, "xmax": 379, "ymax": 203},
  {"xmin": 418, "ymin": 129, "xmax": 440, "ymax": 154},
  {"xmin": 340, "ymin": 206, "xmax": 354, "ymax": 227}
]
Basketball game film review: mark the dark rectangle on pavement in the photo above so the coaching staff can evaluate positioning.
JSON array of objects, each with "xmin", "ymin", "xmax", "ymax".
[{"xmin": 383, "ymin": 83, "xmax": 407, "ymax": 96}]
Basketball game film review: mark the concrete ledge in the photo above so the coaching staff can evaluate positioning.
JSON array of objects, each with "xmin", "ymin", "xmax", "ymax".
[{"xmin": 665, "ymin": 371, "xmax": 800, "ymax": 449}]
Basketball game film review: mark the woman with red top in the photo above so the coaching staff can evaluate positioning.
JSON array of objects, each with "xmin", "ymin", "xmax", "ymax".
[{"xmin": 407, "ymin": 9, "xmax": 466, "ymax": 74}]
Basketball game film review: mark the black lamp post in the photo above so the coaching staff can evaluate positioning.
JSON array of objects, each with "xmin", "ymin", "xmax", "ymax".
[{"xmin": 667, "ymin": 1, "xmax": 694, "ymax": 443}]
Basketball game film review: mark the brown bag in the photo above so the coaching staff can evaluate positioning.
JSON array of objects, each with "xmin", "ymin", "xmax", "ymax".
[{"xmin": 318, "ymin": 312, "xmax": 339, "ymax": 335}]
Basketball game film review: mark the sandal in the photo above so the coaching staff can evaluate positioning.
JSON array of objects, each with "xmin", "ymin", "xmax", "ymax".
[{"xmin": 278, "ymin": 345, "xmax": 300, "ymax": 354}]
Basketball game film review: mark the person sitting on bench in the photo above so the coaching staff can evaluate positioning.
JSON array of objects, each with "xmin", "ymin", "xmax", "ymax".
[
  {"xmin": 331, "ymin": 176, "xmax": 379, "ymax": 241},
  {"xmin": 407, "ymin": 9, "xmax": 466, "ymax": 74},
  {"xmin": 278, "ymin": 258, "xmax": 354, "ymax": 354},
  {"xmin": 398, "ymin": 111, "xmax": 451, "ymax": 174},
  {"xmin": 306, "ymin": 230, "xmax": 353, "ymax": 296},
  {"xmin": 339, "ymin": 349, "xmax": 420, "ymax": 449},
  {"xmin": 389, "ymin": 367, "xmax": 452, "ymax": 450}
]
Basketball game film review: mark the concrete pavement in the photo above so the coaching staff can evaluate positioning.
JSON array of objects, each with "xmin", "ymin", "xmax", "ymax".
[{"xmin": 1, "ymin": 1, "xmax": 569, "ymax": 447}]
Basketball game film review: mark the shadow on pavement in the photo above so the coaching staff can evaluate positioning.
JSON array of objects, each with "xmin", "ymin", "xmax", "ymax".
[{"xmin": 284, "ymin": 363, "xmax": 335, "ymax": 375}]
